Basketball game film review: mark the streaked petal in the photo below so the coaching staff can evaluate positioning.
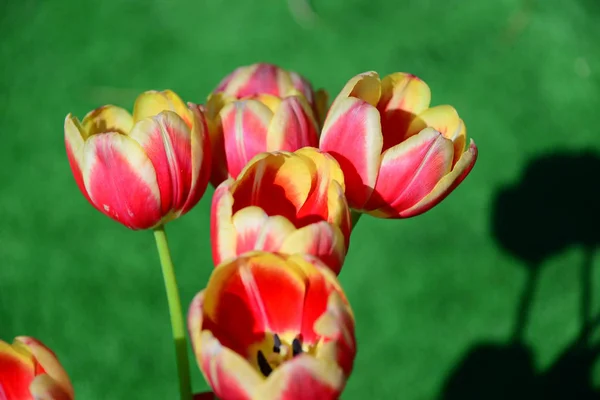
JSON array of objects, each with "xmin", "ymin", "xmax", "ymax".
[
  {"xmin": 64, "ymin": 114, "xmax": 94, "ymax": 205},
  {"xmin": 256, "ymin": 355, "xmax": 345, "ymax": 400},
  {"xmin": 232, "ymin": 152, "xmax": 313, "ymax": 222},
  {"xmin": 231, "ymin": 207, "xmax": 296, "ymax": 256},
  {"xmin": 15, "ymin": 337, "xmax": 73, "ymax": 400},
  {"xmin": 377, "ymin": 73, "xmax": 431, "ymax": 151},
  {"xmin": 81, "ymin": 105, "xmax": 133, "ymax": 137},
  {"xmin": 181, "ymin": 103, "xmax": 211, "ymax": 215},
  {"xmin": 220, "ymin": 100, "xmax": 273, "ymax": 179},
  {"xmin": 320, "ymin": 97, "xmax": 383, "ymax": 209},
  {"xmin": 81, "ymin": 132, "xmax": 161, "ymax": 229},
  {"xmin": 211, "ymin": 180, "xmax": 238, "ymax": 266},
  {"xmin": 132, "ymin": 90, "xmax": 192, "ymax": 127},
  {"xmin": 289, "ymin": 70, "xmax": 315, "ymax": 105},
  {"xmin": 401, "ymin": 139, "xmax": 478, "ymax": 217},
  {"xmin": 203, "ymin": 254, "xmax": 308, "ymax": 352},
  {"xmin": 407, "ymin": 105, "xmax": 467, "ymax": 166},
  {"xmin": 128, "ymin": 111, "xmax": 192, "ymax": 215},
  {"xmin": 280, "ymin": 222, "xmax": 346, "ymax": 275},
  {"xmin": 267, "ymin": 96, "xmax": 318, "ymax": 151},
  {"xmin": 328, "ymin": 71, "xmax": 381, "ymax": 113},
  {"xmin": 366, "ymin": 127, "xmax": 454, "ymax": 215},
  {"xmin": 219, "ymin": 63, "xmax": 293, "ymax": 99}
]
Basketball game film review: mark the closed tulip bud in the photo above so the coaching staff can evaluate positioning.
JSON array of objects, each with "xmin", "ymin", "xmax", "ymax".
[
  {"xmin": 320, "ymin": 71, "xmax": 478, "ymax": 218},
  {"xmin": 211, "ymin": 147, "xmax": 351, "ymax": 275},
  {"xmin": 206, "ymin": 63, "xmax": 328, "ymax": 186},
  {"xmin": 64, "ymin": 90, "xmax": 211, "ymax": 230},
  {"xmin": 0, "ymin": 336, "xmax": 74, "ymax": 400},
  {"xmin": 188, "ymin": 252, "xmax": 356, "ymax": 400}
]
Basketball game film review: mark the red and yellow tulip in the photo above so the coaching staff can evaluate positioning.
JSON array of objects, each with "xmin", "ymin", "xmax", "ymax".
[
  {"xmin": 206, "ymin": 63, "xmax": 328, "ymax": 186},
  {"xmin": 188, "ymin": 252, "xmax": 356, "ymax": 400},
  {"xmin": 211, "ymin": 147, "xmax": 351, "ymax": 275},
  {"xmin": 0, "ymin": 336, "xmax": 73, "ymax": 400},
  {"xmin": 64, "ymin": 90, "xmax": 211, "ymax": 230},
  {"xmin": 320, "ymin": 71, "xmax": 478, "ymax": 218}
]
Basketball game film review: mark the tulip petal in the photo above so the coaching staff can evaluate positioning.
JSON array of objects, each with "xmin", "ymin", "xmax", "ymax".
[
  {"xmin": 280, "ymin": 222, "xmax": 346, "ymax": 275},
  {"xmin": 181, "ymin": 103, "xmax": 211, "ymax": 215},
  {"xmin": 220, "ymin": 63, "xmax": 294, "ymax": 99},
  {"xmin": 81, "ymin": 132, "xmax": 162, "ymax": 229},
  {"xmin": 199, "ymin": 331, "xmax": 262, "ymax": 400},
  {"xmin": 407, "ymin": 105, "xmax": 467, "ymax": 166},
  {"xmin": 128, "ymin": 111, "xmax": 192, "ymax": 215},
  {"xmin": 0, "ymin": 340, "xmax": 34, "ymax": 400},
  {"xmin": 366, "ymin": 127, "xmax": 454, "ymax": 216},
  {"xmin": 81, "ymin": 105, "xmax": 133, "ymax": 137},
  {"xmin": 289, "ymin": 71, "xmax": 315, "ymax": 105},
  {"xmin": 211, "ymin": 180, "xmax": 238, "ymax": 266},
  {"xmin": 377, "ymin": 73, "xmax": 431, "ymax": 151},
  {"xmin": 231, "ymin": 207, "xmax": 297, "ymax": 257},
  {"xmin": 320, "ymin": 97, "xmax": 383, "ymax": 209},
  {"xmin": 30, "ymin": 374, "xmax": 72, "ymax": 400},
  {"xmin": 15, "ymin": 337, "xmax": 73, "ymax": 400},
  {"xmin": 64, "ymin": 114, "xmax": 94, "ymax": 205},
  {"xmin": 256, "ymin": 355, "xmax": 345, "ymax": 400},
  {"xmin": 267, "ymin": 96, "xmax": 318, "ymax": 151},
  {"xmin": 232, "ymin": 152, "xmax": 313, "ymax": 224},
  {"xmin": 328, "ymin": 71, "xmax": 381, "ymax": 112},
  {"xmin": 132, "ymin": 90, "xmax": 192, "ymax": 127},
  {"xmin": 206, "ymin": 92, "xmax": 236, "ymax": 186},
  {"xmin": 313, "ymin": 292, "xmax": 356, "ymax": 377},
  {"xmin": 203, "ymin": 254, "xmax": 308, "ymax": 352},
  {"xmin": 189, "ymin": 292, "xmax": 263, "ymax": 399},
  {"xmin": 400, "ymin": 139, "xmax": 478, "ymax": 217},
  {"xmin": 220, "ymin": 100, "xmax": 273, "ymax": 179}
]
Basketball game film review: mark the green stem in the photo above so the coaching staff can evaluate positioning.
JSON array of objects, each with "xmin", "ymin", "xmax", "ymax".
[
  {"xmin": 350, "ymin": 209, "xmax": 363, "ymax": 230},
  {"xmin": 153, "ymin": 225, "xmax": 192, "ymax": 400}
]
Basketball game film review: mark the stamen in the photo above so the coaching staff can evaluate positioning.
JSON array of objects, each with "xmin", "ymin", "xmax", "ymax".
[
  {"xmin": 257, "ymin": 350, "xmax": 273, "ymax": 377},
  {"xmin": 292, "ymin": 338, "xmax": 303, "ymax": 356},
  {"xmin": 273, "ymin": 334, "xmax": 281, "ymax": 353}
]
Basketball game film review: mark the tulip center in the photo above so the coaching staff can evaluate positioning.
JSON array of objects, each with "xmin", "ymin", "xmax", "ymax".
[{"xmin": 252, "ymin": 333, "xmax": 315, "ymax": 377}]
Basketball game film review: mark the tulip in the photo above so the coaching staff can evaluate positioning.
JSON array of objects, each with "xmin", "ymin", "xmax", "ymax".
[
  {"xmin": 320, "ymin": 71, "xmax": 478, "ymax": 218},
  {"xmin": 211, "ymin": 147, "xmax": 351, "ymax": 275},
  {"xmin": 0, "ymin": 336, "xmax": 74, "ymax": 400},
  {"xmin": 205, "ymin": 63, "xmax": 327, "ymax": 186},
  {"xmin": 64, "ymin": 90, "xmax": 211, "ymax": 230},
  {"xmin": 188, "ymin": 252, "xmax": 356, "ymax": 400}
]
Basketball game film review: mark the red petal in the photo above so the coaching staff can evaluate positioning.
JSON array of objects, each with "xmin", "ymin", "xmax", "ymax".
[
  {"xmin": 221, "ymin": 100, "xmax": 272, "ymax": 179},
  {"xmin": 365, "ymin": 127, "xmax": 453, "ymax": 215},
  {"xmin": 267, "ymin": 96, "xmax": 318, "ymax": 151},
  {"xmin": 232, "ymin": 152, "xmax": 312, "ymax": 225},
  {"xmin": 231, "ymin": 208, "xmax": 296, "ymax": 257},
  {"xmin": 319, "ymin": 98, "xmax": 383, "ymax": 209},
  {"xmin": 203, "ymin": 254, "xmax": 307, "ymax": 354},
  {"xmin": 0, "ymin": 341, "xmax": 34, "ymax": 400},
  {"xmin": 128, "ymin": 111, "xmax": 192, "ymax": 214},
  {"xmin": 82, "ymin": 133, "xmax": 162, "ymax": 229}
]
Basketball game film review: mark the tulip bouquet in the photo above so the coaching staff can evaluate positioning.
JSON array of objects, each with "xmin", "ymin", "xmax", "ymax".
[{"xmin": 1, "ymin": 63, "xmax": 477, "ymax": 400}]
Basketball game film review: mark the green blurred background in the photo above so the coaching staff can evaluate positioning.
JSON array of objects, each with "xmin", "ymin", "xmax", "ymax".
[{"xmin": 1, "ymin": 0, "xmax": 599, "ymax": 398}]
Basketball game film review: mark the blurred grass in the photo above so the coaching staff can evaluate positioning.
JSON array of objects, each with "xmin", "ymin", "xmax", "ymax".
[{"xmin": 1, "ymin": 0, "xmax": 599, "ymax": 398}]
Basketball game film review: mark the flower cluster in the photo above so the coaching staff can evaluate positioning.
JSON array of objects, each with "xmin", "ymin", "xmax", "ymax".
[{"xmin": 1, "ymin": 63, "xmax": 477, "ymax": 400}]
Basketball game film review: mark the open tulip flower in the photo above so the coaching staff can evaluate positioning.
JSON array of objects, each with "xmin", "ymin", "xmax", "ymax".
[
  {"xmin": 211, "ymin": 147, "xmax": 351, "ymax": 275},
  {"xmin": 320, "ymin": 71, "xmax": 478, "ymax": 218},
  {"xmin": 188, "ymin": 252, "xmax": 356, "ymax": 400},
  {"xmin": 206, "ymin": 63, "xmax": 327, "ymax": 186},
  {"xmin": 0, "ymin": 336, "xmax": 74, "ymax": 400},
  {"xmin": 64, "ymin": 90, "xmax": 211, "ymax": 230}
]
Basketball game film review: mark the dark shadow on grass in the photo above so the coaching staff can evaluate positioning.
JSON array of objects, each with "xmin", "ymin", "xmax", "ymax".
[{"xmin": 440, "ymin": 150, "xmax": 600, "ymax": 399}]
